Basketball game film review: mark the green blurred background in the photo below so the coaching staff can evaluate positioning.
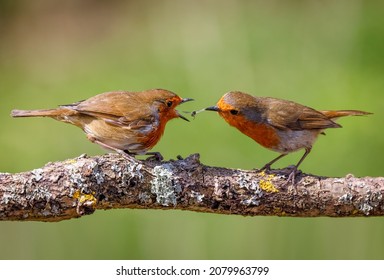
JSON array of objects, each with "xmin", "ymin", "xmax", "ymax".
[{"xmin": 1, "ymin": 0, "xmax": 383, "ymax": 259}]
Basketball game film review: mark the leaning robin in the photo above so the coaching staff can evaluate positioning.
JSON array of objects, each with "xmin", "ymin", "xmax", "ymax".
[
  {"xmin": 194, "ymin": 91, "xmax": 371, "ymax": 183},
  {"xmin": 11, "ymin": 89, "xmax": 193, "ymax": 160}
]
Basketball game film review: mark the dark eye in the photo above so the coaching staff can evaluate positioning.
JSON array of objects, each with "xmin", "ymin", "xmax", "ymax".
[
  {"xmin": 167, "ymin": 101, "xmax": 173, "ymax": 107},
  {"xmin": 230, "ymin": 109, "xmax": 239, "ymax": 115}
]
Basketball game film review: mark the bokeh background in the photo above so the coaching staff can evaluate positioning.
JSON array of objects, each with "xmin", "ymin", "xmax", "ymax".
[{"xmin": 1, "ymin": 0, "xmax": 383, "ymax": 259}]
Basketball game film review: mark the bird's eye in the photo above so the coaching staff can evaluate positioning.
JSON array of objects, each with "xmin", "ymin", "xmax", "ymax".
[
  {"xmin": 230, "ymin": 109, "xmax": 239, "ymax": 115},
  {"xmin": 167, "ymin": 101, "xmax": 173, "ymax": 107}
]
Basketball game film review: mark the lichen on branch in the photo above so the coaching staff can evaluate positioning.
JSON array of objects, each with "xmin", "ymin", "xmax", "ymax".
[{"xmin": 0, "ymin": 153, "xmax": 383, "ymax": 222}]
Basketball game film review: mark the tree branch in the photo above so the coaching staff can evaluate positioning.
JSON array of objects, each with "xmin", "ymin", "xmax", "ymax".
[{"xmin": 0, "ymin": 153, "xmax": 383, "ymax": 221}]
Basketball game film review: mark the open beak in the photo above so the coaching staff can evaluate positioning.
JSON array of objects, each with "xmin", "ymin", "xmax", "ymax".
[
  {"xmin": 177, "ymin": 112, "xmax": 190, "ymax": 122},
  {"xmin": 181, "ymin": 98, "xmax": 194, "ymax": 104},
  {"xmin": 205, "ymin": 105, "xmax": 219, "ymax": 112},
  {"xmin": 178, "ymin": 98, "xmax": 194, "ymax": 121}
]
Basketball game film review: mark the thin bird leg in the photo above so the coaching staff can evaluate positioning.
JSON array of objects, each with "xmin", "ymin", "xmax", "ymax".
[
  {"xmin": 286, "ymin": 147, "xmax": 312, "ymax": 185},
  {"xmin": 94, "ymin": 140, "xmax": 135, "ymax": 159},
  {"xmin": 261, "ymin": 153, "xmax": 288, "ymax": 171},
  {"xmin": 87, "ymin": 134, "xmax": 136, "ymax": 159}
]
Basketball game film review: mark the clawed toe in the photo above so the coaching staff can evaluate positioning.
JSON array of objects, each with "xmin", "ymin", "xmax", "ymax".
[
  {"xmin": 145, "ymin": 152, "xmax": 164, "ymax": 161},
  {"xmin": 260, "ymin": 163, "xmax": 272, "ymax": 172},
  {"xmin": 284, "ymin": 167, "xmax": 302, "ymax": 186}
]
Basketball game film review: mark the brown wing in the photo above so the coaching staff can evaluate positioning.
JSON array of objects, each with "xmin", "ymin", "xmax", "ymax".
[
  {"xmin": 262, "ymin": 97, "xmax": 341, "ymax": 130},
  {"xmin": 62, "ymin": 91, "xmax": 156, "ymax": 128}
]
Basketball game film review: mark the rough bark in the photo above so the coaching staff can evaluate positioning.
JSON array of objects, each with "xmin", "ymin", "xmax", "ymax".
[{"xmin": 0, "ymin": 153, "xmax": 383, "ymax": 222}]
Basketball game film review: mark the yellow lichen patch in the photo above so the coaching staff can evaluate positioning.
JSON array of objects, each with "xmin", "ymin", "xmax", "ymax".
[
  {"xmin": 73, "ymin": 190, "xmax": 97, "ymax": 208},
  {"xmin": 258, "ymin": 170, "xmax": 267, "ymax": 177},
  {"xmin": 73, "ymin": 190, "xmax": 98, "ymax": 215},
  {"xmin": 258, "ymin": 172, "xmax": 279, "ymax": 193},
  {"xmin": 259, "ymin": 179, "xmax": 279, "ymax": 193},
  {"xmin": 73, "ymin": 189, "xmax": 81, "ymax": 199},
  {"xmin": 65, "ymin": 159, "xmax": 77, "ymax": 164},
  {"xmin": 79, "ymin": 193, "xmax": 97, "ymax": 205}
]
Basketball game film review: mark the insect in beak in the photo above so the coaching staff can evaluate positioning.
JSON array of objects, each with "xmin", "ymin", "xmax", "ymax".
[{"xmin": 178, "ymin": 98, "xmax": 194, "ymax": 121}]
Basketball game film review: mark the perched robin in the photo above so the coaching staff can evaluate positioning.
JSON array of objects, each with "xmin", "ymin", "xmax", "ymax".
[
  {"xmin": 196, "ymin": 91, "xmax": 371, "ymax": 183},
  {"xmin": 11, "ymin": 89, "xmax": 193, "ymax": 159}
]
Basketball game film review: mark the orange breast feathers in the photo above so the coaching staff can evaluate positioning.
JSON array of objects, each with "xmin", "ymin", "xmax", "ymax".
[
  {"xmin": 143, "ymin": 118, "xmax": 166, "ymax": 151},
  {"xmin": 218, "ymin": 109, "xmax": 280, "ymax": 149}
]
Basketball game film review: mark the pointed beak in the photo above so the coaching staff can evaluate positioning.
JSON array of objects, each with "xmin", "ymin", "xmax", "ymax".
[
  {"xmin": 205, "ymin": 105, "xmax": 219, "ymax": 112},
  {"xmin": 181, "ymin": 98, "xmax": 194, "ymax": 104},
  {"xmin": 177, "ymin": 112, "xmax": 190, "ymax": 122}
]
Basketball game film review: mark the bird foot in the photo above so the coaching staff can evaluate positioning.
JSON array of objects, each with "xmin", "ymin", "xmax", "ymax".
[
  {"xmin": 260, "ymin": 163, "xmax": 272, "ymax": 172},
  {"xmin": 117, "ymin": 150, "xmax": 137, "ymax": 162},
  {"xmin": 284, "ymin": 166, "xmax": 302, "ymax": 186},
  {"xmin": 144, "ymin": 152, "xmax": 164, "ymax": 161}
]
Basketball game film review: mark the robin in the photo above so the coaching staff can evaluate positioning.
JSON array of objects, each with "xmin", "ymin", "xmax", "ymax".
[
  {"xmin": 195, "ymin": 91, "xmax": 371, "ymax": 183},
  {"xmin": 11, "ymin": 89, "xmax": 193, "ymax": 159}
]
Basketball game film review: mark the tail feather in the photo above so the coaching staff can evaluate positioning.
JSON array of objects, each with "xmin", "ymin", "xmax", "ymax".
[
  {"xmin": 321, "ymin": 110, "xmax": 372, "ymax": 119},
  {"xmin": 11, "ymin": 108, "xmax": 72, "ymax": 118}
]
